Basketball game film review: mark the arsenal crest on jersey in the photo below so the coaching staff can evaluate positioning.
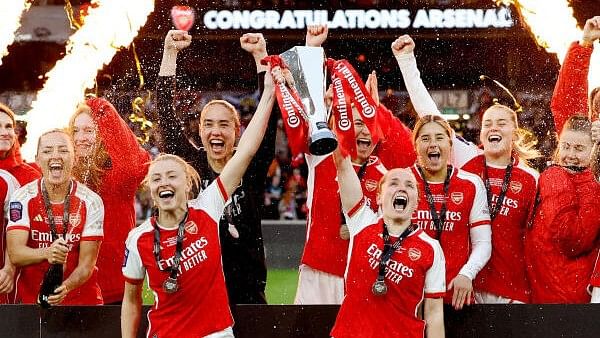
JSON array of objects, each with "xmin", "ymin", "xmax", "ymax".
[
  {"xmin": 365, "ymin": 179, "xmax": 378, "ymax": 192},
  {"xmin": 450, "ymin": 192, "xmax": 463, "ymax": 205},
  {"xmin": 510, "ymin": 181, "xmax": 522, "ymax": 194},
  {"xmin": 68, "ymin": 213, "xmax": 81, "ymax": 227},
  {"xmin": 408, "ymin": 247, "xmax": 421, "ymax": 261},
  {"xmin": 185, "ymin": 221, "xmax": 198, "ymax": 235}
]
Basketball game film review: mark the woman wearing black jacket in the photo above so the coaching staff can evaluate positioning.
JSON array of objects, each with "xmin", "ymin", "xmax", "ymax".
[{"xmin": 154, "ymin": 30, "xmax": 278, "ymax": 304}]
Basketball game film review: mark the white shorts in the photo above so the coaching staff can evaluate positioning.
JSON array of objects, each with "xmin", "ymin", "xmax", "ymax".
[
  {"xmin": 294, "ymin": 264, "xmax": 344, "ymax": 305},
  {"xmin": 474, "ymin": 290, "xmax": 524, "ymax": 304},
  {"xmin": 591, "ymin": 287, "xmax": 600, "ymax": 303},
  {"xmin": 204, "ymin": 326, "xmax": 234, "ymax": 338}
]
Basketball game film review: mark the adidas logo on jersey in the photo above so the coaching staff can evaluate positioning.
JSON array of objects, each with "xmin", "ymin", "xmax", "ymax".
[{"xmin": 34, "ymin": 214, "xmax": 43, "ymax": 222}]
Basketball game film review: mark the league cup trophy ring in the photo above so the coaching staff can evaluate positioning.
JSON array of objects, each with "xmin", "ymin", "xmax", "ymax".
[
  {"xmin": 280, "ymin": 46, "xmax": 338, "ymax": 156},
  {"xmin": 372, "ymin": 277, "xmax": 388, "ymax": 296},
  {"xmin": 163, "ymin": 276, "xmax": 179, "ymax": 294}
]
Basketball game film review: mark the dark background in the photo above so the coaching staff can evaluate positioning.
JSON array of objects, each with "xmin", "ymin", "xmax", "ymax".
[{"xmin": 1, "ymin": 0, "xmax": 598, "ymax": 94}]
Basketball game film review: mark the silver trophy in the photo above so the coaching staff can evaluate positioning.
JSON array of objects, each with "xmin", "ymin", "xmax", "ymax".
[{"xmin": 280, "ymin": 46, "xmax": 338, "ymax": 156}]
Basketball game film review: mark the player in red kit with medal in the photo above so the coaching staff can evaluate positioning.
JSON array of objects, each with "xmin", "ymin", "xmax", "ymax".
[
  {"xmin": 121, "ymin": 67, "xmax": 277, "ymax": 338},
  {"xmin": 393, "ymin": 34, "xmax": 541, "ymax": 304},
  {"xmin": 330, "ymin": 147, "xmax": 445, "ymax": 338},
  {"xmin": 6, "ymin": 130, "xmax": 104, "ymax": 305},
  {"xmin": 409, "ymin": 115, "xmax": 492, "ymax": 311}
]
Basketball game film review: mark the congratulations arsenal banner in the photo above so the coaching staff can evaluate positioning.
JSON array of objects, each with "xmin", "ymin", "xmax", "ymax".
[
  {"xmin": 261, "ymin": 55, "xmax": 309, "ymax": 156},
  {"xmin": 327, "ymin": 59, "xmax": 382, "ymax": 158}
]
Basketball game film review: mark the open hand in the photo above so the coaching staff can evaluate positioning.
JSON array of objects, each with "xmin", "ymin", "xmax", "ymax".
[{"xmin": 448, "ymin": 274, "xmax": 473, "ymax": 310}]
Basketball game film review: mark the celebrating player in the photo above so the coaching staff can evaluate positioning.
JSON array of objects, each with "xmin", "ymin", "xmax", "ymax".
[
  {"xmin": 121, "ymin": 66, "xmax": 276, "ymax": 338},
  {"xmin": 6, "ymin": 130, "xmax": 104, "ymax": 305},
  {"xmin": 330, "ymin": 148, "xmax": 445, "ymax": 338},
  {"xmin": 68, "ymin": 97, "xmax": 150, "ymax": 304},
  {"xmin": 410, "ymin": 115, "xmax": 491, "ymax": 310},
  {"xmin": 393, "ymin": 35, "xmax": 539, "ymax": 304},
  {"xmin": 526, "ymin": 17, "xmax": 600, "ymax": 303},
  {"xmin": 0, "ymin": 103, "xmax": 40, "ymax": 304},
  {"xmin": 0, "ymin": 169, "xmax": 20, "ymax": 303},
  {"xmin": 155, "ymin": 29, "xmax": 276, "ymax": 304},
  {"xmin": 294, "ymin": 24, "xmax": 417, "ymax": 305}
]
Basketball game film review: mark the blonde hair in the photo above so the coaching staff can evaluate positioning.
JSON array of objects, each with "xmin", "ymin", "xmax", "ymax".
[
  {"xmin": 144, "ymin": 154, "xmax": 200, "ymax": 199},
  {"xmin": 68, "ymin": 103, "xmax": 111, "ymax": 192},
  {"xmin": 412, "ymin": 114, "xmax": 454, "ymax": 146},
  {"xmin": 482, "ymin": 104, "xmax": 541, "ymax": 163},
  {"xmin": 200, "ymin": 100, "xmax": 241, "ymax": 135}
]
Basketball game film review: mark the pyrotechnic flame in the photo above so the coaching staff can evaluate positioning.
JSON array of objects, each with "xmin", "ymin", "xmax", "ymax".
[
  {"xmin": 496, "ymin": 1, "xmax": 599, "ymax": 92},
  {"xmin": 22, "ymin": 0, "xmax": 155, "ymax": 160},
  {"xmin": 0, "ymin": 1, "xmax": 31, "ymax": 66}
]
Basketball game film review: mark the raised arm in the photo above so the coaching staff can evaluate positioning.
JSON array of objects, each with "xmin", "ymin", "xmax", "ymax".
[
  {"xmin": 332, "ymin": 148, "xmax": 363, "ymax": 213},
  {"xmin": 550, "ymin": 17, "xmax": 598, "ymax": 132},
  {"xmin": 363, "ymin": 71, "xmax": 417, "ymax": 168},
  {"xmin": 392, "ymin": 36, "xmax": 442, "ymax": 118},
  {"xmin": 393, "ymin": 35, "xmax": 479, "ymax": 167},
  {"xmin": 155, "ymin": 30, "xmax": 199, "ymax": 161},
  {"xmin": 219, "ymin": 71, "xmax": 276, "ymax": 196},
  {"xmin": 240, "ymin": 33, "xmax": 281, "ymax": 182},
  {"xmin": 86, "ymin": 97, "xmax": 150, "ymax": 186}
]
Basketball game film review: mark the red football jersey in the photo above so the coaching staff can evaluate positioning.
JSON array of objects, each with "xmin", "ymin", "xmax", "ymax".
[
  {"xmin": 0, "ymin": 169, "xmax": 20, "ymax": 304},
  {"xmin": 331, "ymin": 199, "xmax": 445, "ymax": 338},
  {"xmin": 301, "ymin": 154, "xmax": 387, "ymax": 277},
  {"xmin": 410, "ymin": 164, "xmax": 490, "ymax": 304},
  {"xmin": 122, "ymin": 178, "xmax": 233, "ymax": 338},
  {"xmin": 463, "ymin": 155, "xmax": 538, "ymax": 302},
  {"xmin": 7, "ymin": 179, "xmax": 104, "ymax": 305}
]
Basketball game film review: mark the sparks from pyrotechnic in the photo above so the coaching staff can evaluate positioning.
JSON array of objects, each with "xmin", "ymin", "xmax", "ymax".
[
  {"xmin": 22, "ymin": 0, "xmax": 155, "ymax": 160},
  {"xmin": 496, "ymin": 0, "xmax": 599, "ymax": 91},
  {"xmin": 0, "ymin": 1, "xmax": 31, "ymax": 66}
]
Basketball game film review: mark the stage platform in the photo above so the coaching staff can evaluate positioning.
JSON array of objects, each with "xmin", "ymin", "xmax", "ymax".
[{"xmin": 0, "ymin": 304, "xmax": 599, "ymax": 337}]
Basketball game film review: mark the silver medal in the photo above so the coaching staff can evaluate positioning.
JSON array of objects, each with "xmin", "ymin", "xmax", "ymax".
[
  {"xmin": 372, "ymin": 279, "xmax": 388, "ymax": 296},
  {"xmin": 163, "ymin": 277, "xmax": 179, "ymax": 294}
]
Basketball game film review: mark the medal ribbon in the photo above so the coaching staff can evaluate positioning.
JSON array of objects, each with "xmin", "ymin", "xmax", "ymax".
[
  {"xmin": 261, "ymin": 55, "xmax": 309, "ymax": 156},
  {"xmin": 152, "ymin": 211, "xmax": 189, "ymax": 282},
  {"xmin": 375, "ymin": 223, "xmax": 416, "ymax": 284},
  {"xmin": 417, "ymin": 165, "xmax": 452, "ymax": 239},
  {"xmin": 327, "ymin": 59, "xmax": 381, "ymax": 158},
  {"xmin": 483, "ymin": 158, "xmax": 513, "ymax": 221},
  {"xmin": 41, "ymin": 180, "xmax": 73, "ymax": 242}
]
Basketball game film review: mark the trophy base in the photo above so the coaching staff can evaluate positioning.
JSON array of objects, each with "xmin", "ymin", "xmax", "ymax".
[{"xmin": 309, "ymin": 129, "xmax": 338, "ymax": 156}]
